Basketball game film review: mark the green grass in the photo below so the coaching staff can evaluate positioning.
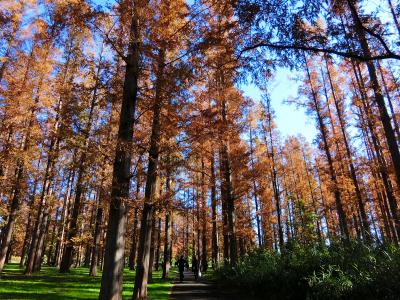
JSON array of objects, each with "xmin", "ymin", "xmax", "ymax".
[
  {"xmin": 201, "ymin": 269, "xmax": 216, "ymax": 282},
  {"xmin": 0, "ymin": 263, "xmax": 175, "ymax": 300}
]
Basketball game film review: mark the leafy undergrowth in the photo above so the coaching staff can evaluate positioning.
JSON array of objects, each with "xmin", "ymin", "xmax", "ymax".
[
  {"xmin": 215, "ymin": 241, "xmax": 400, "ymax": 300},
  {"xmin": 0, "ymin": 263, "xmax": 174, "ymax": 300}
]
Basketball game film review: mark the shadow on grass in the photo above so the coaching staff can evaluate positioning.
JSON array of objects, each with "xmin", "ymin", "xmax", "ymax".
[{"xmin": 1, "ymin": 263, "xmax": 174, "ymax": 300}]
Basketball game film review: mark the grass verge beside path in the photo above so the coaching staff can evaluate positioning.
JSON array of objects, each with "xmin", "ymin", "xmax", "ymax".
[{"xmin": 0, "ymin": 263, "xmax": 175, "ymax": 300}]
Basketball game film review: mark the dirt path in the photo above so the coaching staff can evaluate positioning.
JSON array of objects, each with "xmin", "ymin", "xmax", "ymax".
[{"xmin": 169, "ymin": 270, "xmax": 229, "ymax": 300}]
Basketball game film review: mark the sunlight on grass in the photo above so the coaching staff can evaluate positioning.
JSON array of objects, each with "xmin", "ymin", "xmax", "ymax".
[{"xmin": 0, "ymin": 263, "xmax": 175, "ymax": 300}]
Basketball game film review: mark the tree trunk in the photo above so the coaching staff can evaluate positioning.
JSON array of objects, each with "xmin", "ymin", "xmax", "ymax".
[
  {"xmin": 348, "ymin": 0, "xmax": 400, "ymax": 190},
  {"xmin": 201, "ymin": 158, "xmax": 208, "ymax": 272},
  {"xmin": 99, "ymin": 5, "xmax": 141, "ymax": 298},
  {"xmin": 147, "ymin": 217, "xmax": 156, "ymax": 282},
  {"xmin": 262, "ymin": 99, "xmax": 284, "ymax": 248},
  {"xmin": 377, "ymin": 62, "xmax": 400, "ymax": 144},
  {"xmin": 128, "ymin": 207, "xmax": 139, "ymax": 271},
  {"xmin": 55, "ymin": 169, "xmax": 75, "ymax": 267},
  {"xmin": 154, "ymin": 217, "xmax": 162, "ymax": 271},
  {"xmin": 132, "ymin": 49, "xmax": 165, "ymax": 300},
  {"xmin": 218, "ymin": 89, "xmax": 237, "ymax": 265},
  {"xmin": 351, "ymin": 62, "xmax": 400, "ymax": 241},
  {"xmin": 304, "ymin": 55, "xmax": 350, "ymax": 240},
  {"xmin": 90, "ymin": 200, "xmax": 103, "ymax": 276},
  {"xmin": 249, "ymin": 127, "xmax": 263, "ymax": 247},
  {"xmin": 19, "ymin": 175, "xmax": 40, "ymax": 267},
  {"xmin": 324, "ymin": 57, "xmax": 371, "ymax": 241},
  {"xmin": 161, "ymin": 211, "xmax": 170, "ymax": 279},
  {"xmin": 210, "ymin": 151, "xmax": 218, "ymax": 268},
  {"xmin": 387, "ymin": 0, "xmax": 400, "ymax": 37}
]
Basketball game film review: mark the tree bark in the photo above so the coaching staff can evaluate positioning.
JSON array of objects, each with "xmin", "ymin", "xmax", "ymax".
[
  {"xmin": 201, "ymin": 158, "xmax": 208, "ymax": 271},
  {"xmin": 99, "ymin": 4, "xmax": 141, "ymax": 298},
  {"xmin": 128, "ymin": 208, "xmax": 139, "ymax": 271},
  {"xmin": 210, "ymin": 150, "xmax": 218, "ymax": 268},
  {"xmin": 89, "ymin": 191, "xmax": 103, "ymax": 276},
  {"xmin": 132, "ymin": 49, "xmax": 165, "ymax": 300},
  {"xmin": 147, "ymin": 216, "xmax": 156, "ymax": 282},
  {"xmin": 249, "ymin": 127, "xmax": 263, "ymax": 247}
]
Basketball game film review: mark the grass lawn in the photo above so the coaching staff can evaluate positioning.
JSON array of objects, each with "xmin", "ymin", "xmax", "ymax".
[{"xmin": 0, "ymin": 262, "xmax": 175, "ymax": 300}]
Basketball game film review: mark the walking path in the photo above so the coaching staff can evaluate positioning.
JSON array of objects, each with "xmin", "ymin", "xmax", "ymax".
[{"xmin": 169, "ymin": 270, "xmax": 232, "ymax": 300}]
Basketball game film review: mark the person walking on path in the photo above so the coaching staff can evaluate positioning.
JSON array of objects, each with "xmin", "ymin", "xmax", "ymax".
[
  {"xmin": 192, "ymin": 256, "xmax": 199, "ymax": 280},
  {"xmin": 177, "ymin": 255, "xmax": 187, "ymax": 282}
]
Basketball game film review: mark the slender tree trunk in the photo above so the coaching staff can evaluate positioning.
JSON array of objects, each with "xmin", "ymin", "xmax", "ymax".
[
  {"xmin": 84, "ymin": 204, "xmax": 96, "ymax": 268},
  {"xmin": 302, "ymin": 151, "xmax": 322, "ymax": 241},
  {"xmin": 154, "ymin": 217, "xmax": 161, "ymax": 271},
  {"xmin": 324, "ymin": 57, "xmax": 371, "ymax": 241},
  {"xmin": 352, "ymin": 63, "xmax": 400, "ymax": 241},
  {"xmin": 99, "ymin": 5, "xmax": 141, "ymax": 298},
  {"xmin": 249, "ymin": 128, "xmax": 262, "ymax": 247},
  {"xmin": 161, "ymin": 170, "xmax": 171, "ymax": 279},
  {"xmin": 47, "ymin": 210, "xmax": 59, "ymax": 265},
  {"xmin": 169, "ymin": 214, "xmax": 174, "ymax": 266},
  {"xmin": 377, "ymin": 62, "xmax": 400, "ymax": 144},
  {"xmin": 19, "ymin": 174, "xmax": 40, "ymax": 267},
  {"xmin": 34, "ymin": 185, "xmax": 54, "ymax": 272},
  {"xmin": 210, "ymin": 151, "xmax": 218, "ymax": 268},
  {"xmin": 304, "ymin": 55, "xmax": 350, "ymax": 240},
  {"xmin": 132, "ymin": 49, "xmax": 165, "ymax": 300},
  {"xmin": 201, "ymin": 158, "xmax": 207, "ymax": 272},
  {"xmin": 387, "ymin": 0, "xmax": 400, "ymax": 37},
  {"xmin": 262, "ymin": 99, "xmax": 284, "ymax": 248},
  {"xmin": 60, "ymin": 155, "xmax": 87, "ymax": 272},
  {"xmin": 26, "ymin": 156, "xmax": 54, "ymax": 275},
  {"xmin": 218, "ymin": 89, "xmax": 237, "ymax": 265},
  {"xmin": 218, "ymin": 148, "xmax": 229, "ymax": 264},
  {"xmin": 90, "ymin": 196, "xmax": 103, "ymax": 276},
  {"xmin": 348, "ymin": 0, "xmax": 400, "ymax": 189},
  {"xmin": 129, "ymin": 207, "xmax": 139, "ymax": 271},
  {"xmin": 161, "ymin": 211, "xmax": 170, "ymax": 279},
  {"xmin": 147, "ymin": 217, "xmax": 156, "ymax": 282},
  {"xmin": 55, "ymin": 169, "xmax": 75, "ymax": 267}
]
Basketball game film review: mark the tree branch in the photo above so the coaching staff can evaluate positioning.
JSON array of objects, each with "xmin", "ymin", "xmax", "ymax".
[{"xmin": 237, "ymin": 41, "xmax": 400, "ymax": 62}]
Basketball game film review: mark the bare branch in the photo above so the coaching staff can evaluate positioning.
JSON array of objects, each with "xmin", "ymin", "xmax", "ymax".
[{"xmin": 237, "ymin": 42, "xmax": 400, "ymax": 62}]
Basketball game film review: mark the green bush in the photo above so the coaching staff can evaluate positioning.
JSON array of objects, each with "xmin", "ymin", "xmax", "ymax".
[{"xmin": 215, "ymin": 241, "xmax": 400, "ymax": 299}]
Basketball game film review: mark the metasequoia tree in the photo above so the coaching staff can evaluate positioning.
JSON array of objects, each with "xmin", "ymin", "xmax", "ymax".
[
  {"xmin": 133, "ymin": 0, "xmax": 190, "ymax": 297},
  {"xmin": 2, "ymin": 1, "xmax": 400, "ymax": 297},
  {"xmin": 98, "ymin": 0, "xmax": 143, "ymax": 298}
]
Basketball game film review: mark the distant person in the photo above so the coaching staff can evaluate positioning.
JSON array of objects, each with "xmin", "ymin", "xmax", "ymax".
[
  {"xmin": 177, "ymin": 255, "xmax": 186, "ymax": 282},
  {"xmin": 192, "ymin": 256, "xmax": 199, "ymax": 280}
]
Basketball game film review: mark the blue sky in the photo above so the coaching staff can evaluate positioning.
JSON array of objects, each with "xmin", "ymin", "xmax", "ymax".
[{"xmin": 241, "ymin": 68, "xmax": 317, "ymax": 143}]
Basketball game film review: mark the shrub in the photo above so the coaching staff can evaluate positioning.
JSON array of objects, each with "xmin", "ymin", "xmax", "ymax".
[{"xmin": 215, "ymin": 241, "xmax": 400, "ymax": 299}]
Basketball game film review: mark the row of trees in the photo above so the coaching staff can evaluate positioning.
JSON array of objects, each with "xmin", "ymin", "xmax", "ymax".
[{"xmin": 1, "ymin": 0, "xmax": 399, "ymax": 299}]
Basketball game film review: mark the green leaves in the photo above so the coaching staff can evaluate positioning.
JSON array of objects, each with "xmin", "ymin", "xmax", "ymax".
[{"xmin": 216, "ymin": 241, "xmax": 400, "ymax": 299}]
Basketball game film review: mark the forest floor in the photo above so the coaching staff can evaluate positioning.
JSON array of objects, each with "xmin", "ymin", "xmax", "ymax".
[
  {"xmin": 0, "ymin": 262, "xmax": 174, "ymax": 300},
  {"xmin": 169, "ymin": 270, "xmax": 240, "ymax": 300}
]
